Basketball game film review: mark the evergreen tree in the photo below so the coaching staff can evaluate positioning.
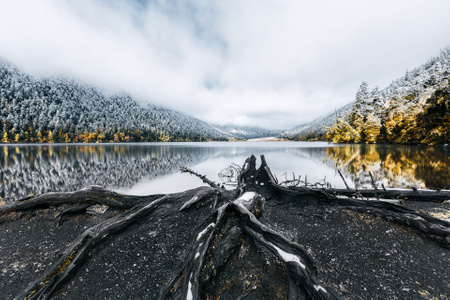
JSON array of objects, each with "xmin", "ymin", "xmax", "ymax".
[
  {"xmin": 349, "ymin": 109, "xmax": 364, "ymax": 143},
  {"xmin": 416, "ymin": 86, "xmax": 450, "ymax": 145},
  {"xmin": 363, "ymin": 113, "xmax": 381, "ymax": 143},
  {"xmin": 354, "ymin": 82, "xmax": 370, "ymax": 116}
]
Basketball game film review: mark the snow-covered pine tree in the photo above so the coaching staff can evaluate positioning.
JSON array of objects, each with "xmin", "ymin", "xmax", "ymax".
[{"xmin": 327, "ymin": 48, "xmax": 450, "ymax": 145}]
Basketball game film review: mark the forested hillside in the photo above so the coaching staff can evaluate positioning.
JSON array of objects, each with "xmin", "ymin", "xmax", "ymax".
[
  {"xmin": 326, "ymin": 48, "xmax": 450, "ymax": 145},
  {"xmin": 281, "ymin": 102, "xmax": 353, "ymax": 140},
  {"xmin": 0, "ymin": 59, "xmax": 228, "ymax": 143}
]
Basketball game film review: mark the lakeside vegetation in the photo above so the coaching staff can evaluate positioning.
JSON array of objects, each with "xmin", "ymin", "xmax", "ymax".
[
  {"xmin": 325, "ymin": 84, "xmax": 450, "ymax": 145},
  {"xmin": 1, "ymin": 128, "xmax": 223, "ymax": 143},
  {"xmin": 288, "ymin": 49, "xmax": 450, "ymax": 145}
]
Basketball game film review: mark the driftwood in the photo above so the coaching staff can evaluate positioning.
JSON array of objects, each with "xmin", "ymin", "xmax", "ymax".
[
  {"xmin": 0, "ymin": 155, "xmax": 449, "ymax": 299},
  {"xmin": 276, "ymin": 184, "xmax": 450, "ymax": 202}
]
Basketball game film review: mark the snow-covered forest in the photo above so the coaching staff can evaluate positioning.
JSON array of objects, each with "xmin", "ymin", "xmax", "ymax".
[
  {"xmin": 326, "ymin": 48, "xmax": 450, "ymax": 145},
  {"xmin": 284, "ymin": 49, "xmax": 450, "ymax": 145},
  {"xmin": 0, "ymin": 59, "xmax": 231, "ymax": 143}
]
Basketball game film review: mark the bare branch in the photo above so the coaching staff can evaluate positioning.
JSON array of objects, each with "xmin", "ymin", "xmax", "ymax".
[{"xmin": 180, "ymin": 166, "xmax": 222, "ymax": 189}]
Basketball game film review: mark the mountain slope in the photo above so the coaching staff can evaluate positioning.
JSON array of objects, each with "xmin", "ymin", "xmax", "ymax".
[
  {"xmin": 326, "ymin": 48, "xmax": 450, "ymax": 145},
  {"xmin": 284, "ymin": 48, "xmax": 450, "ymax": 144},
  {"xmin": 281, "ymin": 102, "xmax": 354, "ymax": 140},
  {"xmin": 0, "ymin": 59, "xmax": 227, "ymax": 142}
]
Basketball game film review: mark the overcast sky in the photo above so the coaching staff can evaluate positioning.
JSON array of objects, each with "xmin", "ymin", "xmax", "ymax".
[{"xmin": 1, "ymin": 0, "xmax": 450, "ymax": 129}]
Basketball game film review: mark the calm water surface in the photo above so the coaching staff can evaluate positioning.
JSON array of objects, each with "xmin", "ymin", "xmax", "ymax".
[{"xmin": 1, "ymin": 142, "xmax": 449, "ymax": 201}]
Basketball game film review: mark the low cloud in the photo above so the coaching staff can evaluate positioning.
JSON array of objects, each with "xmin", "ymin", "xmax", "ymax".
[{"xmin": 1, "ymin": 0, "xmax": 450, "ymax": 129}]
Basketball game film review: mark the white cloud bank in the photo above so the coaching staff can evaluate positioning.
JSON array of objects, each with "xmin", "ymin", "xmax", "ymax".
[{"xmin": 1, "ymin": 0, "xmax": 450, "ymax": 129}]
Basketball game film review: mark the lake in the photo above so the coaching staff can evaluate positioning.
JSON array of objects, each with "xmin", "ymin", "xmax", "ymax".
[{"xmin": 1, "ymin": 142, "xmax": 449, "ymax": 201}]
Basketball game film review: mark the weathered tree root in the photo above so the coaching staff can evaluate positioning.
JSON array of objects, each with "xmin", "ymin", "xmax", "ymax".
[
  {"xmin": 16, "ymin": 194, "xmax": 169, "ymax": 300},
  {"xmin": 53, "ymin": 203, "xmax": 91, "ymax": 227},
  {"xmin": 179, "ymin": 188, "xmax": 222, "ymax": 212},
  {"xmin": 278, "ymin": 185, "xmax": 450, "ymax": 203},
  {"xmin": 222, "ymin": 154, "xmax": 449, "ymax": 202},
  {"xmin": 0, "ymin": 186, "xmax": 163, "ymax": 226},
  {"xmin": 236, "ymin": 155, "xmax": 449, "ymax": 246},
  {"xmin": 317, "ymin": 191, "xmax": 450, "ymax": 246},
  {"xmin": 12, "ymin": 186, "xmax": 224, "ymax": 300},
  {"xmin": 252, "ymin": 155, "xmax": 450, "ymax": 246},
  {"xmin": 159, "ymin": 204, "xmax": 229, "ymax": 299},
  {"xmin": 161, "ymin": 192, "xmax": 338, "ymax": 299},
  {"xmin": 4, "ymin": 155, "xmax": 449, "ymax": 299},
  {"xmin": 268, "ymin": 183, "xmax": 450, "ymax": 246},
  {"xmin": 1, "ymin": 186, "xmax": 161, "ymax": 215},
  {"xmin": 238, "ymin": 206, "xmax": 338, "ymax": 299}
]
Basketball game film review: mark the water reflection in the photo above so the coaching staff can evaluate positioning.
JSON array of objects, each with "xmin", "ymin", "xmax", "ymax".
[
  {"xmin": 0, "ymin": 143, "xmax": 448, "ymax": 201},
  {"xmin": 0, "ymin": 144, "xmax": 216, "ymax": 200},
  {"xmin": 326, "ymin": 144, "xmax": 449, "ymax": 190}
]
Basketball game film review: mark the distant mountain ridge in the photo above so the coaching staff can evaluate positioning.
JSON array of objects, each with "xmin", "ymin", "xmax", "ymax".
[
  {"xmin": 0, "ymin": 59, "xmax": 273, "ymax": 143},
  {"xmin": 212, "ymin": 124, "xmax": 279, "ymax": 139}
]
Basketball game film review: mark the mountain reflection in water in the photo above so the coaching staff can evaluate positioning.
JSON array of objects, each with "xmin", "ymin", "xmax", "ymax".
[
  {"xmin": 0, "ymin": 142, "xmax": 448, "ymax": 201},
  {"xmin": 0, "ymin": 144, "xmax": 215, "ymax": 201}
]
